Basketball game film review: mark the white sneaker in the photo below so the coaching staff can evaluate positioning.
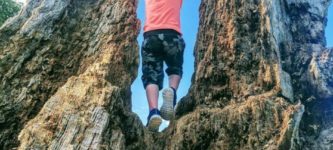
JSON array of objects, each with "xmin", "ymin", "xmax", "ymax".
[{"xmin": 160, "ymin": 87, "xmax": 176, "ymax": 120}]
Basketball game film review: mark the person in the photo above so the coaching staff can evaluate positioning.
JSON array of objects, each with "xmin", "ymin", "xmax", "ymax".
[{"xmin": 141, "ymin": 0, "xmax": 185, "ymax": 132}]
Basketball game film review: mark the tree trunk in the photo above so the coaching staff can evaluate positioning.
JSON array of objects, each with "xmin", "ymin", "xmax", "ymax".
[{"xmin": 0, "ymin": 0, "xmax": 332, "ymax": 149}]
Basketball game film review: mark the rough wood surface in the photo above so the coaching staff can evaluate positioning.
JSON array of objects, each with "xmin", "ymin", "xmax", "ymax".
[
  {"xmin": 0, "ymin": 0, "xmax": 141, "ymax": 148},
  {"xmin": 0, "ymin": 0, "xmax": 332, "ymax": 149}
]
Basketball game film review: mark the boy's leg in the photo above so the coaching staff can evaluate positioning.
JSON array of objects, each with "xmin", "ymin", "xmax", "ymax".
[
  {"xmin": 141, "ymin": 34, "xmax": 164, "ymax": 131},
  {"xmin": 164, "ymin": 34, "xmax": 185, "ymax": 91},
  {"xmin": 141, "ymin": 34, "xmax": 164, "ymax": 102},
  {"xmin": 160, "ymin": 34, "xmax": 185, "ymax": 120},
  {"xmin": 146, "ymin": 84, "xmax": 159, "ymax": 111},
  {"xmin": 169, "ymin": 74, "xmax": 181, "ymax": 90}
]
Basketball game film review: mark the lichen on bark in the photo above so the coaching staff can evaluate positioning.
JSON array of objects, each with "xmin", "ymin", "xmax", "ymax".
[{"xmin": 0, "ymin": 0, "xmax": 21, "ymax": 26}]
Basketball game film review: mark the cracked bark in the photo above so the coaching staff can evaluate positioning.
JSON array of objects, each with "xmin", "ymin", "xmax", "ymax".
[{"xmin": 0, "ymin": 0, "xmax": 332, "ymax": 149}]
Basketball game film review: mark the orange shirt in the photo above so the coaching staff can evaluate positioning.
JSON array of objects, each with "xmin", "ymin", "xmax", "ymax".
[{"xmin": 144, "ymin": 0, "xmax": 182, "ymax": 34}]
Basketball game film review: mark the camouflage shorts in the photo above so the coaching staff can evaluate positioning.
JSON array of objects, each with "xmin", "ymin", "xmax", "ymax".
[{"xmin": 141, "ymin": 29, "xmax": 185, "ymax": 90}]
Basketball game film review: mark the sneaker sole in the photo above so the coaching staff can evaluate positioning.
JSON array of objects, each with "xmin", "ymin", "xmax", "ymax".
[
  {"xmin": 147, "ymin": 115, "xmax": 162, "ymax": 132},
  {"xmin": 161, "ymin": 88, "xmax": 174, "ymax": 120}
]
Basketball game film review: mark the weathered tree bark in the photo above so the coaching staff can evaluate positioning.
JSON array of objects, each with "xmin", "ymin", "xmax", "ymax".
[
  {"xmin": 173, "ymin": 0, "xmax": 333, "ymax": 149},
  {"xmin": 0, "ymin": 0, "xmax": 332, "ymax": 149},
  {"xmin": 174, "ymin": 0, "xmax": 333, "ymax": 149},
  {"xmin": 0, "ymin": 0, "xmax": 143, "ymax": 149}
]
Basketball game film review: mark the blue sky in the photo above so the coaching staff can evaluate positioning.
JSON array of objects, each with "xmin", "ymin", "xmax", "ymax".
[
  {"xmin": 131, "ymin": 1, "xmax": 333, "ymax": 130},
  {"xmin": 327, "ymin": 4, "xmax": 333, "ymax": 47}
]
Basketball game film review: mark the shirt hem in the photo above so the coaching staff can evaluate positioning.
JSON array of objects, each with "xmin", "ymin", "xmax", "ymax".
[{"xmin": 144, "ymin": 26, "xmax": 182, "ymax": 35}]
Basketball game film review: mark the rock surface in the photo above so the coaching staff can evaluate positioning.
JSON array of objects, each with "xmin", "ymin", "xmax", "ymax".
[{"xmin": 0, "ymin": 0, "xmax": 332, "ymax": 149}]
